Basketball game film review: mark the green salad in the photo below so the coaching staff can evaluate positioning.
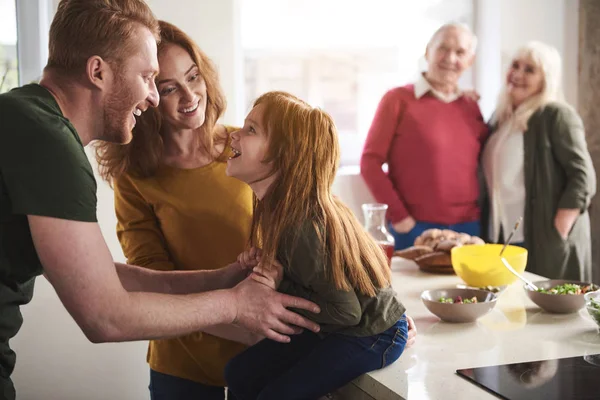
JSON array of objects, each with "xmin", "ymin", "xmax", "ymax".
[
  {"xmin": 439, "ymin": 296, "xmax": 478, "ymax": 304},
  {"xmin": 536, "ymin": 283, "xmax": 598, "ymax": 295},
  {"xmin": 478, "ymin": 285, "xmax": 502, "ymax": 293},
  {"xmin": 588, "ymin": 298, "xmax": 600, "ymax": 325}
]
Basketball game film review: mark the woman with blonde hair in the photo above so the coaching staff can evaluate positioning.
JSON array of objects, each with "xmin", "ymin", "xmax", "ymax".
[
  {"xmin": 482, "ymin": 41, "xmax": 596, "ymax": 281},
  {"xmin": 95, "ymin": 21, "xmax": 255, "ymax": 400},
  {"xmin": 223, "ymin": 91, "xmax": 415, "ymax": 399}
]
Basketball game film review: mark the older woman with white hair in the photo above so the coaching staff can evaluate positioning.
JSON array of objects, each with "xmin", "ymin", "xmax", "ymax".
[{"xmin": 482, "ymin": 41, "xmax": 596, "ymax": 281}]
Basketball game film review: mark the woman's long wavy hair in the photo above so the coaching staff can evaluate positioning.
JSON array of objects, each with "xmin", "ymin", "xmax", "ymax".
[
  {"xmin": 95, "ymin": 20, "xmax": 226, "ymax": 182},
  {"xmin": 493, "ymin": 41, "xmax": 566, "ymax": 130},
  {"xmin": 251, "ymin": 91, "xmax": 391, "ymax": 297}
]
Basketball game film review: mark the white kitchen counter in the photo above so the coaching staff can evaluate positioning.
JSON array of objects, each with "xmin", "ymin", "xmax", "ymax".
[{"xmin": 343, "ymin": 258, "xmax": 600, "ymax": 400}]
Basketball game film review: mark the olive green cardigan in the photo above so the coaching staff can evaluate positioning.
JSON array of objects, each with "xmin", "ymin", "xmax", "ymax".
[
  {"xmin": 277, "ymin": 222, "xmax": 405, "ymax": 337},
  {"xmin": 482, "ymin": 102, "xmax": 596, "ymax": 281}
]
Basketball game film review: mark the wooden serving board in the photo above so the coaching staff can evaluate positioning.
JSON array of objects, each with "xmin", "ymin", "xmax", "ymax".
[{"xmin": 418, "ymin": 264, "xmax": 456, "ymax": 275}]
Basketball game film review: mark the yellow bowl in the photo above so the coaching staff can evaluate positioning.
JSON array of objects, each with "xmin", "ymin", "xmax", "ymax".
[{"xmin": 451, "ymin": 244, "xmax": 528, "ymax": 287}]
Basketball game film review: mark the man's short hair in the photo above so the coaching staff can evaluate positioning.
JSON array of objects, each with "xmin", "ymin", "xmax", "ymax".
[
  {"xmin": 427, "ymin": 22, "xmax": 478, "ymax": 53},
  {"xmin": 47, "ymin": 0, "xmax": 160, "ymax": 76}
]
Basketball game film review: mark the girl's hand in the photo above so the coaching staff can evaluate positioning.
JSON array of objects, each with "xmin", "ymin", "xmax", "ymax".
[
  {"xmin": 406, "ymin": 315, "xmax": 417, "ymax": 348},
  {"xmin": 250, "ymin": 259, "xmax": 284, "ymax": 290},
  {"xmin": 237, "ymin": 247, "xmax": 262, "ymax": 275},
  {"xmin": 554, "ymin": 208, "xmax": 579, "ymax": 240}
]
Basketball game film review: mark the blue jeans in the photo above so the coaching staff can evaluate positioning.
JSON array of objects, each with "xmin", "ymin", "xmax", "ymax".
[
  {"xmin": 389, "ymin": 221, "xmax": 481, "ymax": 250},
  {"xmin": 149, "ymin": 369, "xmax": 231, "ymax": 400},
  {"xmin": 224, "ymin": 316, "xmax": 408, "ymax": 400}
]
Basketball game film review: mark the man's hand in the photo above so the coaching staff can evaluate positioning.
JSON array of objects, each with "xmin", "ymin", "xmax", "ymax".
[
  {"xmin": 392, "ymin": 216, "xmax": 416, "ymax": 234},
  {"xmin": 406, "ymin": 315, "xmax": 417, "ymax": 348},
  {"xmin": 231, "ymin": 277, "xmax": 320, "ymax": 343},
  {"xmin": 250, "ymin": 259, "xmax": 284, "ymax": 290}
]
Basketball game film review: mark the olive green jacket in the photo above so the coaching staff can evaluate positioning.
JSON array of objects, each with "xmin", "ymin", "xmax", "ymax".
[
  {"xmin": 277, "ymin": 221, "xmax": 405, "ymax": 337},
  {"xmin": 482, "ymin": 102, "xmax": 596, "ymax": 281}
]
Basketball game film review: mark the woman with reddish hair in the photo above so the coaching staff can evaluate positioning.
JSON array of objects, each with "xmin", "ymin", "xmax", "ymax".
[{"xmin": 96, "ymin": 21, "xmax": 254, "ymax": 399}]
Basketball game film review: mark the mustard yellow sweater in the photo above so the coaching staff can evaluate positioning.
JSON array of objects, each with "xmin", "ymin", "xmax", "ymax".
[{"xmin": 113, "ymin": 141, "xmax": 253, "ymax": 386}]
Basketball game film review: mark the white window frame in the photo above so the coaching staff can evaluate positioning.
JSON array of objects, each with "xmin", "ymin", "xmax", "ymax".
[{"xmin": 15, "ymin": 0, "xmax": 55, "ymax": 85}]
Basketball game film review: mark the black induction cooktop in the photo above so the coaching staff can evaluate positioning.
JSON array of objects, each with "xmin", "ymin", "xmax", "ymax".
[{"xmin": 456, "ymin": 354, "xmax": 600, "ymax": 400}]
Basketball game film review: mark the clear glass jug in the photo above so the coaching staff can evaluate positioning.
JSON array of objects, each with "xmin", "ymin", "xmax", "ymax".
[{"xmin": 362, "ymin": 203, "xmax": 395, "ymax": 267}]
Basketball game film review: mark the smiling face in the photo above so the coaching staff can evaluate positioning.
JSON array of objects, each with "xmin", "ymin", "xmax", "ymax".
[
  {"xmin": 425, "ymin": 26, "xmax": 474, "ymax": 86},
  {"xmin": 103, "ymin": 26, "xmax": 160, "ymax": 144},
  {"xmin": 506, "ymin": 55, "xmax": 545, "ymax": 108},
  {"xmin": 155, "ymin": 44, "xmax": 208, "ymax": 132},
  {"xmin": 226, "ymin": 103, "xmax": 276, "ymax": 196}
]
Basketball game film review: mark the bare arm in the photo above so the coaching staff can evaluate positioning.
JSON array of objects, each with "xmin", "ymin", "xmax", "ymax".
[
  {"xmin": 117, "ymin": 258, "xmax": 263, "ymax": 345},
  {"xmin": 115, "ymin": 261, "xmax": 247, "ymax": 294},
  {"xmin": 29, "ymin": 215, "xmax": 320, "ymax": 343}
]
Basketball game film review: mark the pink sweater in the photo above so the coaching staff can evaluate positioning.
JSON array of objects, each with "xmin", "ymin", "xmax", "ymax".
[{"xmin": 360, "ymin": 85, "xmax": 488, "ymax": 225}]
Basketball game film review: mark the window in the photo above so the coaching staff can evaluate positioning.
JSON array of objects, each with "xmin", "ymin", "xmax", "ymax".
[
  {"xmin": 241, "ymin": 0, "xmax": 474, "ymax": 166},
  {"xmin": 0, "ymin": 0, "xmax": 18, "ymax": 93}
]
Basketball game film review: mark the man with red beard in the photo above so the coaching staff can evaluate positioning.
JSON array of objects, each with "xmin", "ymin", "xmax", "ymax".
[{"xmin": 0, "ymin": 1, "xmax": 319, "ymax": 398}]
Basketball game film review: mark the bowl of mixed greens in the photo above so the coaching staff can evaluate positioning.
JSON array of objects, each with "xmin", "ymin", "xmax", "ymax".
[
  {"xmin": 421, "ymin": 288, "xmax": 498, "ymax": 323},
  {"xmin": 584, "ymin": 291, "xmax": 600, "ymax": 330},
  {"xmin": 525, "ymin": 280, "xmax": 599, "ymax": 314}
]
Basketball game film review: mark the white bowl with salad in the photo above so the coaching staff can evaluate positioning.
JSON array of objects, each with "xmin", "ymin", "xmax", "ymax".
[
  {"xmin": 584, "ymin": 291, "xmax": 600, "ymax": 330},
  {"xmin": 421, "ymin": 288, "xmax": 498, "ymax": 323},
  {"xmin": 525, "ymin": 280, "xmax": 599, "ymax": 314}
]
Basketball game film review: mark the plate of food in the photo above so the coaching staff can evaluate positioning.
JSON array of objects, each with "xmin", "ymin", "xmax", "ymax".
[{"xmin": 394, "ymin": 228, "xmax": 485, "ymax": 274}]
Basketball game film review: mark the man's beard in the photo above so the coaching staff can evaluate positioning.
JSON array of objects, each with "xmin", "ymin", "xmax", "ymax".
[{"xmin": 102, "ymin": 77, "xmax": 138, "ymax": 144}]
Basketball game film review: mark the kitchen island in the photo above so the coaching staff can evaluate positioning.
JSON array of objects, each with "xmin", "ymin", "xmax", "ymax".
[{"xmin": 337, "ymin": 258, "xmax": 600, "ymax": 400}]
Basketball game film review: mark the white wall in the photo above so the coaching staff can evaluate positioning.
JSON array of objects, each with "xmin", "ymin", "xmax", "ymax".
[
  {"xmin": 15, "ymin": 0, "xmax": 51, "ymax": 85},
  {"xmin": 145, "ymin": 0, "xmax": 243, "ymax": 124},
  {"xmin": 332, "ymin": 167, "xmax": 375, "ymax": 224},
  {"xmin": 474, "ymin": 0, "xmax": 502, "ymax": 120},
  {"xmin": 476, "ymin": 0, "xmax": 579, "ymax": 119},
  {"xmin": 501, "ymin": 0, "xmax": 579, "ymax": 108}
]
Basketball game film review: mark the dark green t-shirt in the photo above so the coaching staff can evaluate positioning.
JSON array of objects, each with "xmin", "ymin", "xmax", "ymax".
[{"xmin": 0, "ymin": 84, "xmax": 97, "ymax": 399}]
